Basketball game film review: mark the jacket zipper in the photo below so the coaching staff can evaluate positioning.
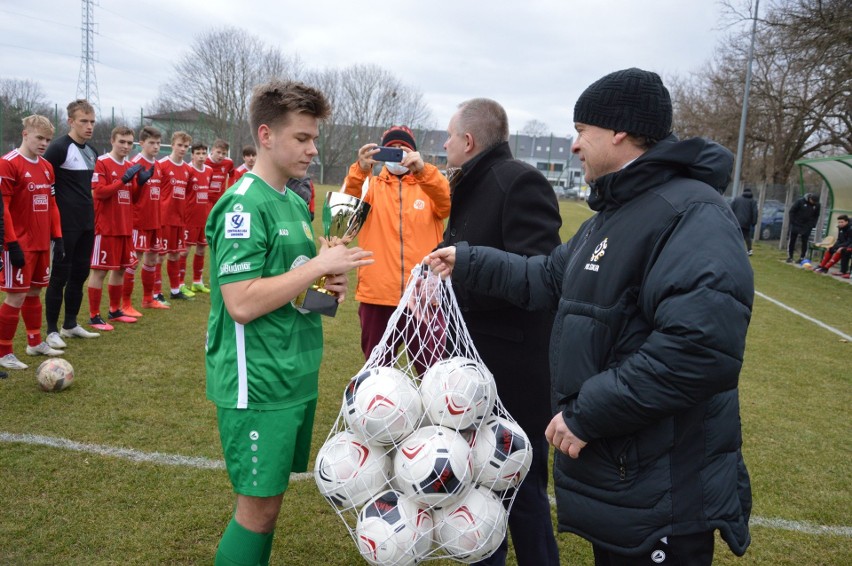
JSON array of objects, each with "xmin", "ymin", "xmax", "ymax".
[{"xmin": 397, "ymin": 178, "xmax": 405, "ymax": 297}]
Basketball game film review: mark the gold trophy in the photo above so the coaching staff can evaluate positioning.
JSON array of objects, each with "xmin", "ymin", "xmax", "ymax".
[{"xmin": 294, "ymin": 192, "xmax": 371, "ymax": 317}]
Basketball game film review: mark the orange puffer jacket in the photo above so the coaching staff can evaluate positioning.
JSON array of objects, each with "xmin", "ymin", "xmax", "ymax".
[{"xmin": 342, "ymin": 162, "xmax": 450, "ymax": 306}]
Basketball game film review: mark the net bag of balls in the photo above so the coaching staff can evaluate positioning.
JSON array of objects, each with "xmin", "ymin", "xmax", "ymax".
[{"xmin": 314, "ymin": 263, "xmax": 533, "ymax": 565}]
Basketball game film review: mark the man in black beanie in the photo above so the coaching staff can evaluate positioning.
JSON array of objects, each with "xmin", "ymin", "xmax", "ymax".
[{"xmin": 428, "ymin": 68, "xmax": 753, "ymax": 565}]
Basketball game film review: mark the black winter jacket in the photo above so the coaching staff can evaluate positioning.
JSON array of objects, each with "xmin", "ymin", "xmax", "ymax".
[
  {"xmin": 452, "ymin": 136, "xmax": 753, "ymax": 556},
  {"xmin": 730, "ymin": 189, "xmax": 758, "ymax": 228},
  {"xmin": 788, "ymin": 196, "xmax": 820, "ymax": 230}
]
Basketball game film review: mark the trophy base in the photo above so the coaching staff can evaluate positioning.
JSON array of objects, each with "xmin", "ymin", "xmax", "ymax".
[{"xmin": 300, "ymin": 288, "xmax": 339, "ymax": 317}]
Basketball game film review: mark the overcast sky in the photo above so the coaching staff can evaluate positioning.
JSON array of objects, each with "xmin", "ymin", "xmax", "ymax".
[{"xmin": 0, "ymin": 1, "xmax": 739, "ymax": 137}]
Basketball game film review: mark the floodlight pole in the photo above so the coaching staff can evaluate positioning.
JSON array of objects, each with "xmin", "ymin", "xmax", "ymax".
[{"xmin": 732, "ymin": 0, "xmax": 760, "ymax": 198}]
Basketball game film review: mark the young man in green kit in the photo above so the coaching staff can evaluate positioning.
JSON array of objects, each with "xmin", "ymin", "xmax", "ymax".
[{"xmin": 205, "ymin": 80, "xmax": 373, "ymax": 566}]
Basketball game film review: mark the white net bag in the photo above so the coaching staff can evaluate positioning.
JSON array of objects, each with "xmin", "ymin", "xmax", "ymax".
[{"xmin": 314, "ymin": 264, "xmax": 533, "ymax": 565}]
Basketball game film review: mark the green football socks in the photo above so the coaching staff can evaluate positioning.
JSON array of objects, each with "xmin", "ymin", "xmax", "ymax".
[{"xmin": 214, "ymin": 517, "xmax": 273, "ymax": 566}]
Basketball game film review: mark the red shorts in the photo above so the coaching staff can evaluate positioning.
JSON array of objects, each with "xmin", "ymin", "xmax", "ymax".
[
  {"xmin": 133, "ymin": 228, "xmax": 161, "ymax": 253},
  {"xmin": 184, "ymin": 226, "xmax": 208, "ymax": 246},
  {"xmin": 91, "ymin": 234, "xmax": 134, "ymax": 270},
  {"xmin": 1, "ymin": 249, "xmax": 51, "ymax": 292},
  {"xmin": 160, "ymin": 225, "xmax": 185, "ymax": 254}
]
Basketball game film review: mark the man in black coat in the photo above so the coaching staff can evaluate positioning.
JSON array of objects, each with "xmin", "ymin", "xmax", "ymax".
[
  {"xmin": 441, "ymin": 98, "xmax": 562, "ymax": 566},
  {"xmin": 787, "ymin": 192, "xmax": 820, "ymax": 262},
  {"xmin": 430, "ymin": 69, "xmax": 753, "ymax": 565},
  {"xmin": 730, "ymin": 188, "xmax": 758, "ymax": 255}
]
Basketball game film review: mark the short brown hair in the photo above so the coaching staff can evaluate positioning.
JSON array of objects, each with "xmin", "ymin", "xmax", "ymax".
[
  {"xmin": 242, "ymin": 145, "xmax": 257, "ymax": 157},
  {"xmin": 191, "ymin": 142, "xmax": 208, "ymax": 153},
  {"xmin": 249, "ymin": 80, "xmax": 330, "ymax": 144},
  {"xmin": 111, "ymin": 126, "xmax": 134, "ymax": 141},
  {"xmin": 171, "ymin": 131, "xmax": 192, "ymax": 145},
  {"xmin": 67, "ymin": 99, "xmax": 95, "ymax": 119},
  {"xmin": 212, "ymin": 138, "xmax": 229, "ymax": 151},
  {"xmin": 139, "ymin": 126, "xmax": 161, "ymax": 142},
  {"xmin": 457, "ymin": 98, "xmax": 509, "ymax": 152}
]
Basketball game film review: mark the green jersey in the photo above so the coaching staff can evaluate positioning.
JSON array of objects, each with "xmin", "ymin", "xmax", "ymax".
[{"xmin": 205, "ymin": 173, "xmax": 322, "ymax": 410}]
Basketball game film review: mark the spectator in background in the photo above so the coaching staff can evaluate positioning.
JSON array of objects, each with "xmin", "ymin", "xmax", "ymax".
[
  {"xmin": 286, "ymin": 176, "xmax": 315, "ymax": 221},
  {"xmin": 787, "ymin": 192, "xmax": 820, "ymax": 263},
  {"xmin": 813, "ymin": 214, "xmax": 851, "ymax": 278},
  {"xmin": 438, "ymin": 100, "xmax": 561, "ymax": 566},
  {"xmin": 342, "ymin": 125, "xmax": 451, "ymax": 370},
  {"xmin": 230, "ymin": 145, "xmax": 256, "ymax": 186},
  {"xmin": 730, "ymin": 188, "xmax": 758, "ymax": 255},
  {"xmin": 206, "ymin": 138, "xmax": 234, "ymax": 207},
  {"xmin": 43, "ymin": 99, "xmax": 101, "ymax": 344}
]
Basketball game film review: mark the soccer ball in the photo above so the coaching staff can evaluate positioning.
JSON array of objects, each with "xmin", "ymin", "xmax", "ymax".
[
  {"xmin": 433, "ymin": 485, "xmax": 507, "ymax": 563},
  {"xmin": 356, "ymin": 489, "xmax": 433, "ymax": 566},
  {"xmin": 420, "ymin": 357, "xmax": 496, "ymax": 431},
  {"xmin": 392, "ymin": 425, "xmax": 472, "ymax": 507},
  {"xmin": 470, "ymin": 415, "xmax": 533, "ymax": 492},
  {"xmin": 343, "ymin": 367, "xmax": 423, "ymax": 446},
  {"xmin": 36, "ymin": 358, "xmax": 74, "ymax": 392},
  {"xmin": 314, "ymin": 430, "xmax": 390, "ymax": 510}
]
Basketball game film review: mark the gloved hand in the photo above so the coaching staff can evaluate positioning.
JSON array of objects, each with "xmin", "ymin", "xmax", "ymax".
[
  {"xmin": 137, "ymin": 165, "xmax": 155, "ymax": 186},
  {"xmin": 121, "ymin": 163, "xmax": 144, "ymax": 184},
  {"xmin": 7, "ymin": 241, "xmax": 25, "ymax": 268},
  {"xmin": 52, "ymin": 237, "xmax": 65, "ymax": 262}
]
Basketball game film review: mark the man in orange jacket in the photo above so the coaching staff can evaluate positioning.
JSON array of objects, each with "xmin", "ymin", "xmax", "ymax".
[{"xmin": 343, "ymin": 126, "xmax": 450, "ymax": 372}]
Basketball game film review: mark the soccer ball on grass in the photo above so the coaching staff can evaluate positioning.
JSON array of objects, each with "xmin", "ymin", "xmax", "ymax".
[{"xmin": 36, "ymin": 358, "xmax": 74, "ymax": 392}]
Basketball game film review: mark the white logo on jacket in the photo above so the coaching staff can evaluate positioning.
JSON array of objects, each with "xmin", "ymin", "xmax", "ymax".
[{"xmin": 584, "ymin": 237, "xmax": 608, "ymax": 272}]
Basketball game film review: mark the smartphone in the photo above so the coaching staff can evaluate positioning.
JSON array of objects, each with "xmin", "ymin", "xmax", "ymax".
[{"xmin": 373, "ymin": 146, "xmax": 404, "ymax": 162}]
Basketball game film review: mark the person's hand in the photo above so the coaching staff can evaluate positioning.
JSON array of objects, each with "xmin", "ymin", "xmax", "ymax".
[
  {"xmin": 401, "ymin": 150, "xmax": 425, "ymax": 174},
  {"xmin": 357, "ymin": 143, "xmax": 379, "ymax": 172},
  {"xmin": 121, "ymin": 164, "xmax": 144, "ymax": 184},
  {"xmin": 136, "ymin": 165, "xmax": 155, "ymax": 186},
  {"xmin": 545, "ymin": 412, "xmax": 587, "ymax": 459},
  {"xmin": 425, "ymin": 247, "xmax": 456, "ymax": 278},
  {"xmin": 7, "ymin": 241, "xmax": 25, "ymax": 268},
  {"xmin": 52, "ymin": 237, "xmax": 65, "ymax": 262},
  {"xmin": 315, "ymin": 236, "xmax": 374, "ymax": 276},
  {"xmin": 323, "ymin": 273, "xmax": 349, "ymax": 303}
]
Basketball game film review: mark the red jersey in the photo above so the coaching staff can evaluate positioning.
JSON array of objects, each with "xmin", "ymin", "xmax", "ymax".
[
  {"xmin": 131, "ymin": 153, "xmax": 162, "ymax": 231},
  {"xmin": 0, "ymin": 150, "xmax": 61, "ymax": 251},
  {"xmin": 205, "ymin": 155, "xmax": 234, "ymax": 206},
  {"xmin": 92, "ymin": 154, "xmax": 135, "ymax": 236},
  {"xmin": 230, "ymin": 163, "xmax": 250, "ymax": 187},
  {"xmin": 185, "ymin": 163, "xmax": 213, "ymax": 229},
  {"xmin": 158, "ymin": 156, "xmax": 191, "ymax": 228}
]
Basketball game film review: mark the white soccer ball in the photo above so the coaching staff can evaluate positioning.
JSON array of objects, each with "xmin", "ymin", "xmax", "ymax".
[
  {"xmin": 420, "ymin": 357, "xmax": 496, "ymax": 431},
  {"xmin": 36, "ymin": 358, "xmax": 74, "ymax": 392},
  {"xmin": 314, "ymin": 430, "xmax": 390, "ymax": 510},
  {"xmin": 343, "ymin": 367, "xmax": 423, "ymax": 446},
  {"xmin": 356, "ymin": 489, "xmax": 433, "ymax": 566},
  {"xmin": 392, "ymin": 425, "xmax": 472, "ymax": 507},
  {"xmin": 433, "ymin": 485, "xmax": 507, "ymax": 563},
  {"xmin": 470, "ymin": 415, "xmax": 533, "ymax": 492}
]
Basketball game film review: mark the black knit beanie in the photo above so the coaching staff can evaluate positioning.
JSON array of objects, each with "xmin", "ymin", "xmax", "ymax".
[
  {"xmin": 573, "ymin": 68, "xmax": 672, "ymax": 140},
  {"xmin": 381, "ymin": 125, "xmax": 417, "ymax": 151}
]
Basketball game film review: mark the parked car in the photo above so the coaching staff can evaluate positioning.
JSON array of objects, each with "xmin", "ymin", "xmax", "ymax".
[{"xmin": 760, "ymin": 200, "xmax": 785, "ymax": 240}]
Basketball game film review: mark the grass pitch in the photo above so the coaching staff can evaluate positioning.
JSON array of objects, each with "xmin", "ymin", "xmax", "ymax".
[{"xmin": 0, "ymin": 188, "xmax": 849, "ymax": 564}]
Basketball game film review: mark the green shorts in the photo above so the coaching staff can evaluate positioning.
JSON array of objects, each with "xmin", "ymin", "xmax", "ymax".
[{"xmin": 217, "ymin": 399, "xmax": 317, "ymax": 497}]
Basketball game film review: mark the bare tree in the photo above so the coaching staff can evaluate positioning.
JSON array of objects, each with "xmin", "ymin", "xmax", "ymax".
[
  {"xmin": 674, "ymin": 0, "xmax": 851, "ymax": 187},
  {"xmin": 306, "ymin": 64, "xmax": 433, "ymax": 184},
  {"xmin": 521, "ymin": 119, "xmax": 550, "ymax": 137},
  {"xmin": 0, "ymin": 78, "xmax": 52, "ymax": 152},
  {"xmin": 154, "ymin": 26, "xmax": 301, "ymax": 151}
]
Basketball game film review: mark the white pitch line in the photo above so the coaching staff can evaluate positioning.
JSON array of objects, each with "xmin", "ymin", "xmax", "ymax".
[
  {"xmin": 2, "ymin": 431, "xmax": 848, "ymax": 537},
  {"xmin": 755, "ymin": 291, "xmax": 852, "ymax": 342}
]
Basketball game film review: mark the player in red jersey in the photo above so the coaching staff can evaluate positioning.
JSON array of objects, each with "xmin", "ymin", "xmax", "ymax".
[
  {"xmin": 159, "ymin": 131, "xmax": 195, "ymax": 300},
  {"xmin": 229, "ymin": 145, "xmax": 256, "ymax": 186},
  {"xmin": 0, "ymin": 115, "xmax": 64, "ymax": 370},
  {"xmin": 184, "ymin": 143, "xmax": 213, "ymax": 294},
  {"xmin": 124, "ymin": 126, "xmax": 168, "ymax": 312},
  {"xmin": 205, "ymin": 138, "xmax": 234, "ymax": 207},
  {"xmin": 87, "ymin": 126, "xmax": 147, "ymax": 331}
]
